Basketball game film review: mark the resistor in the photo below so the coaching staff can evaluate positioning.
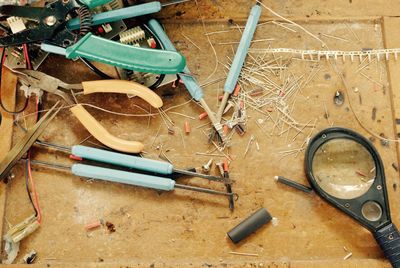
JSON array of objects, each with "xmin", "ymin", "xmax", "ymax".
[{"xmin": 119, "ymin": 26, "xmax": 146, "ymax": 45}]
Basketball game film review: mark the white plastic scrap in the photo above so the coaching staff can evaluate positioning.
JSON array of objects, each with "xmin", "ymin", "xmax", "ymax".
[{"xmin": 3, "ymin": 237, "xmax": 19, "ymax": 264}]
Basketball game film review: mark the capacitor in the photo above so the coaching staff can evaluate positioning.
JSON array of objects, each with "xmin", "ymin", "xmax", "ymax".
[{"xmin": 227, "ymin": 208, "xmax": 272, "ymax": 244}]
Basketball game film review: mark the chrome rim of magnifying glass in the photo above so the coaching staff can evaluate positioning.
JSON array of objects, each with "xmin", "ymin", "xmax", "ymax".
[{"xmin": 304, "ymin": 127, "xmax": 392, "ymax": 232}]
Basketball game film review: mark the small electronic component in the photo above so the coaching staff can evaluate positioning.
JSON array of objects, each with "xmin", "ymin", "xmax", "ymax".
[
  {"xmin": 102, "ymin": 23, "xmax": 113, "ymax": 33},
  {"xmin": 6, "ymin": 16, "xmax": 26, "ymax": 33},
  {"xmin": 227, "ymin": 208, "xmax": 272, "ymax": 244},
  {"xmin": 119, "ymin": 26, "xmax": 146, "ymax": 45},
  {"xmin": 23, "ymin": 250, "xmax": 37, "ymax": 264}
]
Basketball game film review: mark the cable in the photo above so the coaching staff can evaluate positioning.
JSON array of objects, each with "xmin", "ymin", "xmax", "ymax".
[
  {"xmin": 79, "ymin": 57, "xmax": 113, "ymax": 79},
  {"xmin": 25, "ymin": 160, "xmax": 38, "ymax": 217},
  {"xmin": 27, "ymin": 152, "xmax": 42, "ymax": 224},
  {"xmin": 22, "ymin": 44, "xmax": 32, "ymax": 70},
  {"xmin": 0, "ymin": 48, "xmax": 29, "ymax": 114},
  {"xmin": 142, "ymin": 23, "xmax": 166, "ymax": 89}
]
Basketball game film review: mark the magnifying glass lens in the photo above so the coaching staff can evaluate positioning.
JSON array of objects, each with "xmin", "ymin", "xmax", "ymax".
[{"xmin": 312, "ymin": 138, "xmax": 376, "ymax": 199}]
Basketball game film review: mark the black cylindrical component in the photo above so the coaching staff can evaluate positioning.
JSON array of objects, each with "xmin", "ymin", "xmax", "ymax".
[
  {"xmin": 275, "ymin": 176, "xmax": 313, "ymax": 194},
  {"xmin": 227, "ymin": 208, "xmax": 272, "ymax": 244}
]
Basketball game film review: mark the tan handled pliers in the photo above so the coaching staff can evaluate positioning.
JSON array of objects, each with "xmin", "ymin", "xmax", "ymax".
[{"xmin": 13, "ymin": 69, "xmax": 163, "ymax": 153}]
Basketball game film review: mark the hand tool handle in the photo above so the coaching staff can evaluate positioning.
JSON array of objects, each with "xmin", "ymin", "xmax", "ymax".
[
  {"xmin": 65, "ymin": 33, "xmax": 186, "ymax": 74},
  {"xmin": 79, "ymin": 0, "xmax": 113, "ymax": 9},
  {"xmin": 374, "ymin": 223, "xmax": 400, "ymax": 268},
  {"xmin": 71, "ymin": 145, "xmax": 174, "ymax": 174},
  {"xmin": 40, "ymin": 43, "xmax": 67, "ymax": 56},
  {"xmin": 223, "ymin": 4, "xmax": 261, "ymax": 93},
  {"xmin": 82, "ymin": 80, "xmax": 163, "ymax": 108},
  {"xmin": 67, "ymin": 2, "xmax": 162, "ymax": 30},
  {"xmin": 71, "ymin": 163, "xmax": 175, "ymax": 191},
  {"xmin": 147, "ymin": 19, "xmax": 203, "ymax": 101},
  {"xmin": 70, "ymin": 104, "xmax": 145, "ymax": 153}
]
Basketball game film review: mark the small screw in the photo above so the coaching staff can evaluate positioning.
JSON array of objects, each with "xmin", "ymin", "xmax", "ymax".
[
  {"xmin": 322, "ymin": 134, "xmax": 327, "ymax": 139},
  {"xmin": 215, "ymin": 162, "xmax": 224, "ymax": 177},
  {"xmin": 345, "ymin": 203, "xmax": 350, "ymax": 208},
  {"xmin": 389, "ymin": 234, "xmax": 394, "ymax": 240},
  {"xmin": 44, "ymin": 16, "xmax": 57, "ymax": 26},
  {"xmin": 377, "ymin": 185, "xmax": 382, "ymax": 190},
  {"xmin": 202, "ymin": 159, "xmax": 213, "ymax": 173}
]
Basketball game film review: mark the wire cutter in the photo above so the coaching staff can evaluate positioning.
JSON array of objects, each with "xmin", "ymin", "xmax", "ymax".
[
  {"xmin": 13, "ymin": 68, "xmax": 163, "ymax": 153},
  {"xmin": 0, "ymin": 0, "xmax": 186, "ymax": 74}
]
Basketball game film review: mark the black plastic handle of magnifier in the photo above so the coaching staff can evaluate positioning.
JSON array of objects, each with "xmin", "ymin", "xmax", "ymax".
[{"xmin": 374, "ymin": 223, "xmax": 400, "ymax": 267}]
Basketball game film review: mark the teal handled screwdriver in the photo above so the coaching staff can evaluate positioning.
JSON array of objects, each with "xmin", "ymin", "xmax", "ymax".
[
  {"xmin": 215, "ymin": 2, "xmax": 262, "ymax": 123},
  {"xmin": 29, "ymin": 160, "xmax": 236, "ymax": 198},
  {"xmin": 67, "ymin": 0, "xmax": 192, "ymax": 31},
  {"xmin": 34, "ymin": 141, "xmax": 230, "ymax": 183},
  {"xmin": 147, "ymin": 19, "xmax": 226, "ymax": 142}
]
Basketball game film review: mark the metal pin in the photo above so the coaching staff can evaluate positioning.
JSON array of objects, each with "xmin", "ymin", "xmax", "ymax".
[
  {"xmin": 274, "ymin": 176, "xmax": 313, "ymax": 193},
  {"xmin": 215, "ymin": 162, "xmax": 225, "ymax": 177}
]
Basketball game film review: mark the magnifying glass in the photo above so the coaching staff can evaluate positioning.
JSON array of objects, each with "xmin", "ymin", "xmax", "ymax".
[{"xmin": 305, "ymin": 127, "xmax": 400, "ymax": 267}]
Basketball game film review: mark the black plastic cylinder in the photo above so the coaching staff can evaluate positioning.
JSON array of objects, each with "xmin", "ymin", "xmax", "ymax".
[{"xmin": 227, "ymin": 208, "xmax": 272, "ymax": 244}]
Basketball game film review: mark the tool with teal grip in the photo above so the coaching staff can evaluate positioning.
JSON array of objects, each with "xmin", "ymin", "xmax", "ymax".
[
  {"xmin": 79, "ymin": 0, "xmax": 112, "ymax": 9},
  {"xmin": 29, "ymin": 158, "xmax": 234, "ymax": 198},
  {"xmin": 215, "ymin": 3, "xmax": 262, "ymax": 122},
  {"xmin": 72, "ymin": 144, "xmax": 228, "ymax": 182},
  {"xmin": 65, "ymin": 33, "xmax": 186, "ymax": 74},
  {"xmin": 72, "ymin": 164, "xmax": 176, "ymax": 191},
  {"xmin": 0, "ymin": 0, "xmax": 187, "ymax": 74},
  {"xmin": 147, "ymin": 19, "xmax": 227, "ymax": 141},
  {"xmin": 35, "ymin": 141, "xmax": 230, "ymax": 183},
  {"xmin": 67, "ymin": 1, "xmax": 191, "ymax": 30}
]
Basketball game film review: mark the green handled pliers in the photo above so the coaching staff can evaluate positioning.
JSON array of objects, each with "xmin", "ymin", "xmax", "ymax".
[{"xmin": 0, "ymin": 0, "xmax": 186, "ymax": 74}]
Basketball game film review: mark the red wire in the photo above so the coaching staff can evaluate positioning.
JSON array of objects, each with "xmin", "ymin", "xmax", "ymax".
[
  {"xmin": 22, "ymin": 44, "xmax": 32, "ymax": 70},
  {"xmin": 22, "ymin": 44, "xmax": 41, "ymax": 223},
  {"xmin": 27, "ymin": 153, "xmax": 42, "ymax": 224}
]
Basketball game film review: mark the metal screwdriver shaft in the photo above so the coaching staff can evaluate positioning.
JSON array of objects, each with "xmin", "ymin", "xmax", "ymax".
[
  {"xmin": 30, "ymin": 160, "xmax": 234, "ymax": 197},
  {"xmin": 34, "ymin": 141, "xmax": 230, "ymax": 183},
  {"xmin": 147, "ymin": 19, "xmax": 227, "ymax": 142},
  {"xmin": 215, "ymin": 3, "xmax": 262, "ymax": 123}
]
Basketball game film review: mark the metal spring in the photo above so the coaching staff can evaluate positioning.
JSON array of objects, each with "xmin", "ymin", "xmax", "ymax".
[
  {"xmin": 119, "ymin": 26, "xmax": 146, "ymax": 45},
  {"xmin": 77, "ymin": 5, "xmax": 92, "ymax": 37}
]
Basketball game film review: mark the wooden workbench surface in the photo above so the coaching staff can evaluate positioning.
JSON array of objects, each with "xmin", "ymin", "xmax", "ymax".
[{"xmin": 1, "ymin": 1, "xmax": 400, "ymax": 267}]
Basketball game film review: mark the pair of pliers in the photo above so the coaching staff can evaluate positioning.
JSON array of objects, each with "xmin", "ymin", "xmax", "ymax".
[
  {"xmin": 12, "ymin": 69, "xmax": 163, "ymax": 153},
  {"xmin": 13, "ymin": 69, "xmax": 82, "ymax": 105},
  {"xmin": 0, "ymin": 0, "xmax": 186, "ymax": 74}
]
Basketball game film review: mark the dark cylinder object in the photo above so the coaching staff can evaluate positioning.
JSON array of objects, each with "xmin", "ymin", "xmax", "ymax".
[{"xmin": 227, "ymin": 208, "xmax": 272, "ymax": 244}]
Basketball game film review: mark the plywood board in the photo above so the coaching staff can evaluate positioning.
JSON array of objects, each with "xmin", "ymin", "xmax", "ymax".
[{"xmin": 1, "ymin": 9, "xmax": 400, "ymax": 268}]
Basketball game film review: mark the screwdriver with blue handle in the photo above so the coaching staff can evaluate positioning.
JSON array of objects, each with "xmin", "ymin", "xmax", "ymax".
[
  {"xmin": 147, "ymin": 19, "xmax": 226, "ymax": 142},
  {"xmin": 30, "ymin": 159, "xmax": 235, "ymax": 197},
  {"xmin": 35, "ymin": 140, "xmax": 230, "ymax": 183},
  {"xmin": 67, "ymin": 0, "xmax": 192, "ymax": 31},
  {"xmin": 215, "ymin": 2, "xmax": 262, "ymax": 123}
]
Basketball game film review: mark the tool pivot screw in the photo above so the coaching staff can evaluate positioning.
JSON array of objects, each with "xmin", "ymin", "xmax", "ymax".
[{"xmin": 44, "ymin": 16, "xmax": 57, "ymax": 26}]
